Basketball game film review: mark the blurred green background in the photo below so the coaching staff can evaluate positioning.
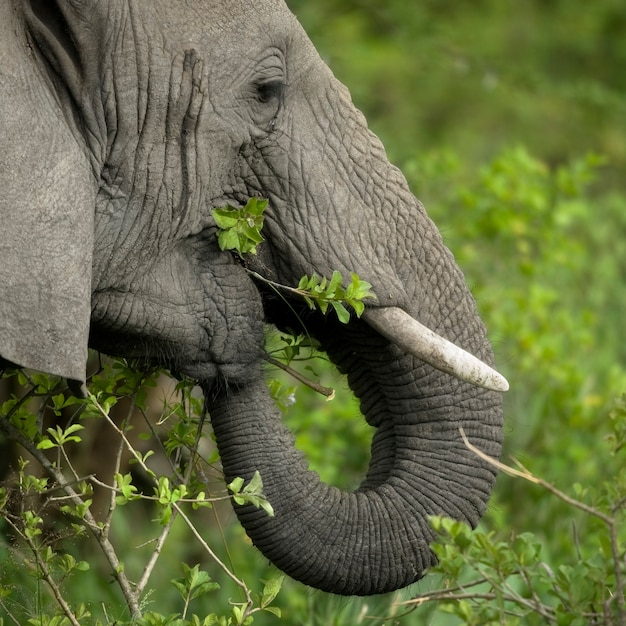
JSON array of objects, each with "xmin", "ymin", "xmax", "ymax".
[{"xmin": 2, "ymin": 1, "xmax": 626, "ymax": 624}]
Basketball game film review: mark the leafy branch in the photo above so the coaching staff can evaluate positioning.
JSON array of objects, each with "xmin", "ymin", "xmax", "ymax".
[
  {"xmin": 395, "ymin": 408, "xmax": 626, "ymax": 625},
  {"xmin": 250, "ymin": 269, "xmax": 376, "ymax": 324},
  {"xmin": 0, "ymin": 364, "xmax": 284, "ymax": 624},
  {"xmin": 213, "ymin": 198, "xmax": 375, "ymax": 405},
  {"xmin": 213, "ymin": 198, "xmax": 376, "ymax": 323}
]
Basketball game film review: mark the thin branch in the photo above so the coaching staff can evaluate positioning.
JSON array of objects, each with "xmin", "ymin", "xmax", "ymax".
[
  {"xmin": 608, "ymin": 517, "xmax": 626, "ymax": 624},
  {"xmin": 401, "ymin": 584, "xmax": 558, "ymax": 622},
  {"xmin": 136, "ymin": 512, "xmax": 179, "ymax": 596},
  {"xmin": 0, "ymin": 598, "xmax": 21, "ymax": 626},
  {"xmin": 396, "ymin": 576, "xmax": 498, "ymax": 606},
  {"xmin": 25, "ymin": 534, "xmax": 82, "ymax": 626},
  {"xmin": 460, "ymin": 427, "xmax": 613, "ymax": 525},
  {"xmin": 264, "ymin": 355, "xmax": 335, "ymax": 398},
  {"xmin": 101, "ymin": 421, "xmax": 127, "ymax": 539},
  {"xmin": 458, "ymin": 426, "xmax": 626, "ymax": 624},
  {"xmin": 89, "ymin": 394, "xmax": 153, "ymax": 475},
  {"xmin": 173, "ymin": 502, "xmax": 253, "ymax": 608},
  {"xmin": 520, "ymin": 566, "xmax": 557, "ymax": 618},
  {"xmin": 89, "ymin": 475, "xmax": 230, "ymax": 505},
  {"xmin": 87, "ymin": 392, "xmax": 246, "ymax": 602},
  {"xmin": 246, "ymin": 270, "xmax": 309, "ymax": 299},
  {"xmin": 407, "ymin": 589, "xmax": 499, "ymax": 606},
  {"xmin": 3, "ymin": 513, "xmax": 81, "ymax": 626}
]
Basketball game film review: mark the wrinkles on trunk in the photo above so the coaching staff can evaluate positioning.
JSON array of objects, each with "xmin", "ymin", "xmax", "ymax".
[{"xmin": 205, "ymin": 317, "xmax": 502, "ymax": 596}]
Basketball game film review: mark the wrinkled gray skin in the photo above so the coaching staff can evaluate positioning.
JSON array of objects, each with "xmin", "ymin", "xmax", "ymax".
[{"xmin": 0, "ymin": 0, "xmax": 503, "ymax": 595}]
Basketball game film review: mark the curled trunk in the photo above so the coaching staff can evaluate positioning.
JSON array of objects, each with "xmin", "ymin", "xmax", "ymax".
[{"xmin": 205, "ymin": 314, "xmax": 502, "ymax": 596}]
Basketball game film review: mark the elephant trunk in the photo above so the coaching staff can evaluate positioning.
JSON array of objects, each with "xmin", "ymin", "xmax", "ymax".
[{"xmin": 205, "ymin": 313, "xmax": 502, "ymax": 595}]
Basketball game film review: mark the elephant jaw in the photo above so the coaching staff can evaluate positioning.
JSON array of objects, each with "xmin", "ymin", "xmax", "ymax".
[{"xmin": 363, "ymin": 307, "xmax": 509, "ymax": 393}]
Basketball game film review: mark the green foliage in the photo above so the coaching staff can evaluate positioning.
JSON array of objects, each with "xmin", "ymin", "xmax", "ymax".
[
  {"xmin": 3, "ymin": 150, "xmax": 625, "ymax": 623},
  {"xmin": 0, "ymin": 362, "xmax": 283, "ymax": 625},
  {"xmin": 251, "ymin": 269, "xmax": 376, "ymax": 325},
  {"xmin": 227, "ymin": 472, "xmax": 274, "ymax": 517},
  {"xmin": 213, "ymin": 198, "xmax": 375, "ymax": 325},
  {"xmin": 296, "ymin": 271, "xmax": 375, "ymax": 323},
  {"xmin": 171, "ymin": 564, "xmax": 220, "ymax": 619},
  {"xmin": 37, "ymin": 424, "xmax": 84, "ymax": 450},
  {"xmin": 213, "ymin": 198, "xmax": 267, "ymax": 256},
  {"xmin": 407, "ymin": 399, "xmax": 626, "ymax": 625},
  {"xmin": 2, "ymin": 2, "xmax": 626, "ymax": 624},
  {"xmin": 287, "ymin": 0, "xmax": 626, "ymax": 186}
]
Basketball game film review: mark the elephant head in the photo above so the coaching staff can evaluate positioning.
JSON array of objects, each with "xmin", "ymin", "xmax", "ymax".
[{"xmin": 0, "ymin": 0, "xmax": 506, "ymax": 595}]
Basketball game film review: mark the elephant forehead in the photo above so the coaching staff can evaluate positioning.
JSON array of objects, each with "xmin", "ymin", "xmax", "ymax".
[
  {"xmin": 150, "ymin": 0, "xmax": 294, "ymax": 46},
  {"xmin": 153, "ymin": 1, "xmax": 318, "ymax": 71}
]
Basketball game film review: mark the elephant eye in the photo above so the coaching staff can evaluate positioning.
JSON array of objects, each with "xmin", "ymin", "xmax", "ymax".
[{"xmin": 256, "ymin": 81, "xmax": 285, "ymax": 104}]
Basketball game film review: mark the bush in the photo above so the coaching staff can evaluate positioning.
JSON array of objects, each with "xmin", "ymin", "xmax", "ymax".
[
  {"xmin": 0, "ymin": 362, "xmax": 283, "ymax": 625},
  {"xmin": 402, "ymin": 393, "xmax": 626, "ymax": 625}
]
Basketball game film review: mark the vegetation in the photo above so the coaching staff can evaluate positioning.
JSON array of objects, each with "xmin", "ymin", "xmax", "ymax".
[{"xmin": 2, "ymin": 1, "xmax": 626, "ymax": 624}]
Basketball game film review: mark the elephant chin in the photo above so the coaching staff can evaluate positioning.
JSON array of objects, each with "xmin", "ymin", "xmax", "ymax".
[{"xmin": 203, "ymin": 308, "xmax": 503, "ymax": 596}]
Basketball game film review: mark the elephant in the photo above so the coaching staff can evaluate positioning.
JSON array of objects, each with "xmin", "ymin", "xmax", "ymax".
[{"xmin": 0, "ymin": 0, "xmax": 507, "ymax": 596}]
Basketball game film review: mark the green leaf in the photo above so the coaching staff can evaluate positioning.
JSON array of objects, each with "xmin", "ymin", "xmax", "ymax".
[
  {"xmin": 37, "ymin": 423, "xmax": 85, "ymax": 449},
  {"xmin": 328, "ymin": 270, "xmax": 343, "ymax": 294},
  {"xmin": 35, "ymin": 438, "xmax": 57, "ymax": 450},
  {"xmin": 212, "ymin": 210, "xmax": 239, "ymax": 229},
  {"xmin": 228, "ymin": 472, "xmax": 274, "ymax": 516},
  {"xmin": 260, "ymin": 573, "xmax": 284, "ymax": 607},
  {"xmin": 212, "ymin": 198, "xmax": 267, "ymax": 255},
  {"xmin": 294, "ymin": 271, "xmax": 376, "ymax": 323},
  {"xmin": 231, "ymin": 605, "xmax": 245, "ymax": 624},
  {"xmin": 227, "ymin": 477, "xmax": 245, "ymax": 495},
  {"xmin": 330, "ymin": 301, "xmax": 350, "ymax": 324},
  {"xmin": 171, "ymin": 564, "xmax": 220, "ymax": 603},
  {"xmin": 217, "ymin": 228, "xmax": 241, "ymax": 253}
]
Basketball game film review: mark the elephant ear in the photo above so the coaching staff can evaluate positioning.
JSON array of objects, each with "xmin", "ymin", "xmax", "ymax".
[{"xmin": 0, "ymin": 2, "xmax": 95, "ymax": 383}]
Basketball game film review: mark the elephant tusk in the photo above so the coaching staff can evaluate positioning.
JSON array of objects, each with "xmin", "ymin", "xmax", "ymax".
[{"xmin": 362, "ymin": 307, "xmax": 509, "ymax": 392}]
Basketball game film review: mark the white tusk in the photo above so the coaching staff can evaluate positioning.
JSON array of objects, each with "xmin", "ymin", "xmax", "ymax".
[{"xmin": 362, "ymin": 307, "xmax": 509, "ymax": 393}]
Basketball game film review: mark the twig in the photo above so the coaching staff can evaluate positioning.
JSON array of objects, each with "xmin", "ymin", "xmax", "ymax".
[
  {"xmin": 87, "ymin": 392, "xmax": 247, "ymax": 602},
  {"xmin": 136, "ymin": 511, "xmax": 179, "ymax": 596},
  {"xmin": 459, "ymin": 427, "xmax": 613, "ymax": 525},
  {"xmin": 86, "ymin": 395, "xmax": 179, "ymax": 599},
  {"xmin": 101, "ymin": 418, "xmax": 127, "ymax": 539},
  {"xmin": 396, "ymin": 576, "xmax": 498, "ymax": 606},
  {"xmin": 264, "ymin": 355, "xmax": 335, "ymax": 398},
  {"xmin": 2, "ymin": 510, "xmax": 82, "ymax": 626},
  {"xmin": 0, "ymin": 597, "xmax": 22, "ymax": 625},
  {"xmin": 608, "ymin": 517, "xmax": 626, "ymax": 625},
  {"xmin": 460, "ymin": 426, "xmax": 626, "ymax": 625},
  {"xmin": 246, "ymin": 270, "xmax": 308, "ymax": 299},
  {"xmin": 173, "ymin": 502, "xmax": 254, "ymax": 613},
  {"xmin": 89, "ymin": 475, "xmax": 231, "ymax": 505},
  {"xmin": 24, "ymin": 529, "xmax": 82, "ymax": 626}
]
